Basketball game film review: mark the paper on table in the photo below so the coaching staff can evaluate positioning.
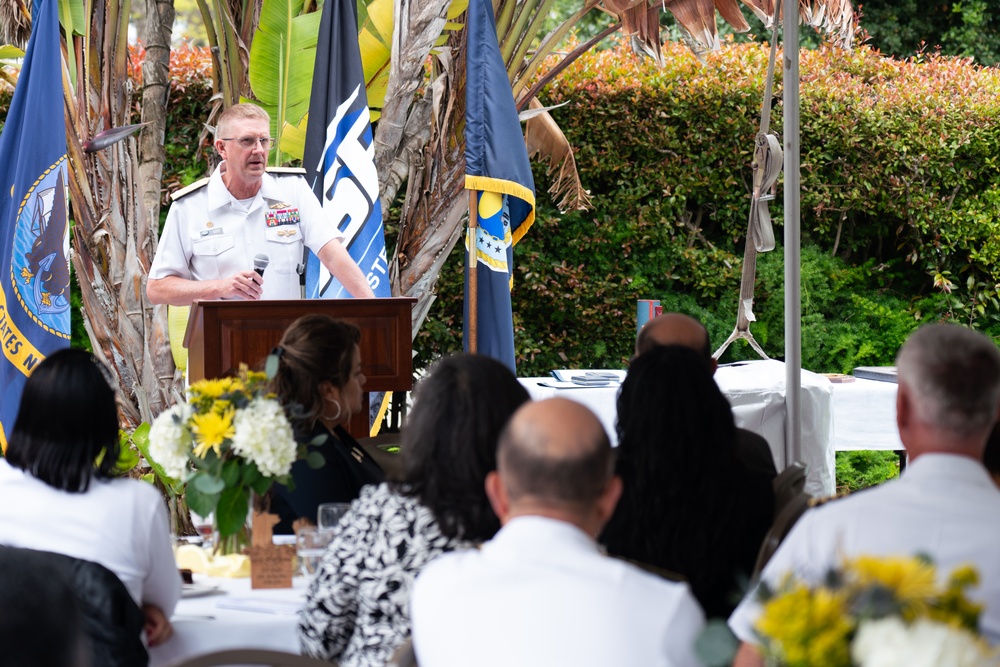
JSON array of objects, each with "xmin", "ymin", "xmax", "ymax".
[
  {"xmin": 215, "ymin": 597, "xmax": 302, "ymax": 616},
  {"xmin": 550, "ymin": 370, "xmax": 626, "ymax": 384}
]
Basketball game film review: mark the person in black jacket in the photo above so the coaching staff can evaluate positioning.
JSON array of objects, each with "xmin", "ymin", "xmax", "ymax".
[
  {"xmin": 268, "ymin": 314, "xmax": 385, "ymax": 533},
  {"xmin": 601, "ymin": 345, "xmax": 774, "ymax": 619},
  {"xmin": 636, "ymin": 312, "xmax": 777, "ymax": 478}
]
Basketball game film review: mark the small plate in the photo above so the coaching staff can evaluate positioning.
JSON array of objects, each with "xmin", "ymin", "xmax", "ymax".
[{"xmin": 182, "ymin": 583, "xmax": 221, "ymax": 598}]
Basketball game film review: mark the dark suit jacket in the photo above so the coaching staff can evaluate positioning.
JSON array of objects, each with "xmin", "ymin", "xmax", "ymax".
[
  {"xmin": 271, "ymin": 423, "xmax": 385, "ymax": 534},
  {"xmin": 736, "ymin": 427, "xmax": 777, "ymax": 478}
]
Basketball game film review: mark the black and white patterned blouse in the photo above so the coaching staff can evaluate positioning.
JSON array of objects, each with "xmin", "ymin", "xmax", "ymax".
[{"xmin": 298, "ymin": 482, "xmax": 470, "ymax": 667}]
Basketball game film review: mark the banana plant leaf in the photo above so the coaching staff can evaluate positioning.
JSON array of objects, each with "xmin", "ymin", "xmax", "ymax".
[{"xmin": 247, "ymin": 0, "xmax": 322, "ymax": 161}]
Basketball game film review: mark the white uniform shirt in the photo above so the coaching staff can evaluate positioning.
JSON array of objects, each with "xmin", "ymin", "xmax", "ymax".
[
  {"xmin": 729, "ymin": 453, "xmax": 1000, "ymax": 645},
  {"xmin": 411, "ymin": 515, "xmax": 706, "ymax": 667},
  {"xmin": 149, "ymin": 163, "xmax": 345, "ymax": 300},
  {"xmin": 0, "ymin": 459, "xmax": 181, "ymax": 615}
]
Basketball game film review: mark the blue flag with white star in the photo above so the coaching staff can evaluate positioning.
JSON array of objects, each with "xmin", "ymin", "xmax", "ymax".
[
  {"xmin": 303, "ymin": 0, "xmax": 390, "ymax": 299},
  {"xmin": 463, "ymin": 0, "xmax": 536, "ymax": 372},
  {"xmin": 0, "ymin": 0, "xmax": 71, "ymax": 451}
]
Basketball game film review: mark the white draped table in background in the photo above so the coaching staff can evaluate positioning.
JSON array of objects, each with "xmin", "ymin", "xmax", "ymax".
[
  {"xmin": 521, "ymin": 360, "xmax": 902, "ymax": 499},
  {"xmin": 150, "ymin": 576, "xmax": 305, "ymax": 667}
]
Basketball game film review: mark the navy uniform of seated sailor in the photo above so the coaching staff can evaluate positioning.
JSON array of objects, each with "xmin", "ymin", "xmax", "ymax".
[
  {"xmin": 728, "ymin": 323, "xmax": 1000, "ymax": 666},
  {"xmin": 268, "ymin": 314, "xmax": 385, "ymax": 534},
  {"xmin": 146, "ymin": 102, "xmax": 374, "ymax": 305}
]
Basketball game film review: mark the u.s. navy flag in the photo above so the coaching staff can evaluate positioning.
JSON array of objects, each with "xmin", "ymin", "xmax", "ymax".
[
  {"xmin": 0, "ymin": 0, "xmax": 71, "ymax": 451},
  {"xmin": 463, "ymin": 0, "xmax": 536, "ymax": 372},
  {"xmin": 303, "ymin": 0, "xmax": 389, "ymax": 299}
]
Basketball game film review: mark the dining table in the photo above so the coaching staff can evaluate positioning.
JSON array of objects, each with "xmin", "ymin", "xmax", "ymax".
[
  {"xmin": 520, "ymin": 360, "xmax": 904, "ymax": 498},
  {"xmin": 150, "ymin": 574, "xmax": 307, "ymax": 667}
]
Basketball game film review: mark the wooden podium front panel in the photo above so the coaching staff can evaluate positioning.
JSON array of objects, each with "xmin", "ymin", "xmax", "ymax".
[{"xmin": 185, "ymin": 298, "xmax": 414, "ymax": 392}]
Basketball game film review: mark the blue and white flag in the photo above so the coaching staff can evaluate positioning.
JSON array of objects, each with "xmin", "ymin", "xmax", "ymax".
[
  {"xmin": 303, "ymin": 0, "xmax": 389, "ymax": 299},
  {"xmin": 463, "ymin": 0, "xmax": 536, "ymax": 372},
  {"xmin": 0, "ymin": 0, "xmax": 71, "ymax": 450}
]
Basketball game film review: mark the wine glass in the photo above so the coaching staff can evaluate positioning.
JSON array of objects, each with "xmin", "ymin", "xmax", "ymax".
[
  {"xmin": 296, "ymin": 526, "xmax": 334, "ymax": 579},
  {"xmin": 317, "ymin": 502, "xmax": 351, "ymax": 531}
]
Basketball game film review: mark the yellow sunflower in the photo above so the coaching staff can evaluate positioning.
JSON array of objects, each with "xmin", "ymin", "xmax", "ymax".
[
  {"xmin": 189, "ymin": 377, "xmax": 237, "ymax": 401},
  {"xmin": 191, "ymin": 408, "xmax": 236, "ymax": 458}
]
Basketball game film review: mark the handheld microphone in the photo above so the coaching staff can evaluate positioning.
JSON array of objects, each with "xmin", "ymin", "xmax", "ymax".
[{"xmin": 253, "ymin": 254, "xmax": 270, "ymax": 278}]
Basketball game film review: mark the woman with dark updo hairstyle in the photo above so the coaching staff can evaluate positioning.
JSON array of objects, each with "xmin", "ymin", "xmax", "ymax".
[
  {"xmin": 269, "ymin": 313, "xmax": 385, "ymax": 534},
  {"xmin": 298, "ymin": 353, "xmax": 530, "ymax": 667},
  {"xmin": 600, "ymin": 345, "xmax": 774, "ymax": 619}
]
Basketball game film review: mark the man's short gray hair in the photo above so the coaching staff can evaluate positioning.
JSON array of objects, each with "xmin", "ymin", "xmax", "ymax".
[
  {"xmin": 215, "ymin": 103, "xmax": 271, "ymax": 139},
  {"xmin": 896, "ymin": 324, "xmax": 1000, "ymax": 436}
]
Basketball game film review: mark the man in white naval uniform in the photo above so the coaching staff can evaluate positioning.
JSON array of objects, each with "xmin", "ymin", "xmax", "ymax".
[
  {"xmin": 411, "ymin": 398, "xmax": 706, "ymax": 667},
  {"xmin": 147, "ymin": 103, "xmax": 374, "ymax": 305},
  {"xmin": 728, "ymin": 323, "xmax": 1000, "ymax": 665}
]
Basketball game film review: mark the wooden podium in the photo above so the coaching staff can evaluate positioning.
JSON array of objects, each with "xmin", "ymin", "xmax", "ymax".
[{"xmin": 183, "ymin": 298, "xmax": 415, "ymax": 438}]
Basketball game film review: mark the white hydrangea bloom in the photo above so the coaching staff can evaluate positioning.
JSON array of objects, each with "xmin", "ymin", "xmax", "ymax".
[
  {"xmin": 148, "ymin": 403, "xmax": 194, "ymax": 480},
  {"xmin": 231, "ymin": 397, "xmax": 297, "ymax": 478},
  {"xmin": 853, "ymin": 617, "xmax": 995, "ymax": 667}
]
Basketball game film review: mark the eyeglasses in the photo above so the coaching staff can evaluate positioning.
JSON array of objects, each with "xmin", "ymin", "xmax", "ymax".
[{"xmin": 220, "ymin": 136, "xmax": 273, "ymax": 150}]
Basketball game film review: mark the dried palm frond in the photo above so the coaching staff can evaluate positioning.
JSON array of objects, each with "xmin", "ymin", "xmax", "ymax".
[
  {"xmin": 0, "ymin": 0, "xmax": 32, "ymax": 47},
  {"xmin": 523, "ymin": 98, "xmax": 592, "ymax": 212}
]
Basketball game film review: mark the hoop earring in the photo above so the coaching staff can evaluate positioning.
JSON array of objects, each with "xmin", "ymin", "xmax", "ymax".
[{"xmin": 322, "ymin": 399, "xmax": 342, "ymax": 422}]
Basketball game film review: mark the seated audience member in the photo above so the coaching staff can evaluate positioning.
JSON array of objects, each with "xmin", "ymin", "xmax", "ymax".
[
  {"xmin": 411, "ymin": 397, "xmax": 706, "ymax": 667},
  {"xmin": 601, "ymin": 345, "xmax": 774, "ymax": 619},
  {"xmin": 986, "ymin": 422, "xmax": 1000, "ymax": 488},
  {"xmin": 0, "ymin": 349, "xmax": 179, "ymax": 649},
  {"xmin": 0, "ymin": 548, "xmax": 87, "ymax": 667},
  {"xmin": 269, "ymin": 314, "xmax": 385, "ymax": 533},
  {"xmin": 636, "ymin": 312, "xmax": 776, "ymax": 477},
  {"xmin": 298, "ymin": 354, "xmax": 530, "ymax": 667},
  {"xmin": 729, "ymin": 324, "xmax": 1000, "ymax": 666}
]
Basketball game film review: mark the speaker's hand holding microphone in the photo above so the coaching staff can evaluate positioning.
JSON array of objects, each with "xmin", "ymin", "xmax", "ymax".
[{"xmin": 227, "ymin": 254, "xmax": 269, "ymax": 300}]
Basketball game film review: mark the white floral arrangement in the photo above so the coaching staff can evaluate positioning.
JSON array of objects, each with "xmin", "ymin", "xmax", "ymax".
[{"xmin": 147, "ymin": 366, "xmax": 301, "ymax": 541}]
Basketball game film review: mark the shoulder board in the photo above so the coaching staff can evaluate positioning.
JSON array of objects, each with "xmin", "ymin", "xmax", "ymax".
[
  {"xmin": 170, "ymin": 177, "xmax": 210, "ymax": 201},
  {"xmin": 267, "ymin": 166, "xmax": 307, "ymax": 175}
]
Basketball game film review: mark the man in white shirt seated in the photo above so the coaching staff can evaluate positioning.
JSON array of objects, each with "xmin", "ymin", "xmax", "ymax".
[
  {"xmin": 411, "ymin": 397, "xmax": 706, "ymax": 667},
  {"xmin": 729, "ymin": 323, "xmax": 1000, "ymax": 665}
]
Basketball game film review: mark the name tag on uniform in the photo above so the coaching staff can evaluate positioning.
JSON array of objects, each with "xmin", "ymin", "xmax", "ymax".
[
  {"xmin": 266, "ymin": 204, "xmax": 301, "ymax": 227},
  {"xmin": 200, "ymin": 227, "xmax": 224, "ymax": 237}
]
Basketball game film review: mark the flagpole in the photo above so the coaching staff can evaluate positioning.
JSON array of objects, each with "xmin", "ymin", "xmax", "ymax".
[{"xmin": 468, "ymin": 190, "xmax": 479, "ymax": 353}]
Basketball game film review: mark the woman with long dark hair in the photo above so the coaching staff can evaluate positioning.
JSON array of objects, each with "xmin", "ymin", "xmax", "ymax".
[
  {"xmin": 298, "ymin": 353, "xmax": 530, "ymax": 667},
  {"xmin": 269, "ymin": 314, "xmax": 385, "ymax": 533},
  {"xmin": 0, "ymin": 348, "xmax": 180, "ymax": 647},
  {"xmin": 601, "ymin": 345, "xmax": 774, "ymax": 619}
]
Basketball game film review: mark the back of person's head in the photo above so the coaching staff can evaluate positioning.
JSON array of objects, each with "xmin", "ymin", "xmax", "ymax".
[
  {"xmin": 496, "ymin": 398, "xmax": 613, "ymax": 510},
  {"xmin": 271, "ymin": 314, "xmax": 360, "ymax": 435},
  {"xmin": 5, "ymin": 348, "xmax": 120, "ymax": 493},
  {"xmin": 635, "ymin": 312, "xmax": 713, "ymax": 361},
  {"xmin": 215, "ymin": 102, "xmax": 271, "ymax": 138},
  {"xmin": 616, "ymin": 344, "xmax": 737, "ymax": 476},
  {"xmin": 0, "ymin": 549, "xmax": 88, "ymax": 667},
  {"xmin": 896, "ymin": 324, "xmax": 1000, "ymax": 439},
  {"xmin": 398, "ymin": 354, "xmax": 530, "ymax": 541}
]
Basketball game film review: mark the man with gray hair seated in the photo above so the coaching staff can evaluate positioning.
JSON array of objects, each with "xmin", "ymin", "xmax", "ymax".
[
  {"xmin": 410, "ymin": 397, "xmax": 706, "ymax": 667},
  {"xmin": 729, "ymin": 323, "xmax": 1000, "ymax": 665}
]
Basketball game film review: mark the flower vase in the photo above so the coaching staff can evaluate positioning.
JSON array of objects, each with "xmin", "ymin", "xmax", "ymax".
[{"xmin": 213, "ymin": 523, "xmax": 250, "ymax": 556}]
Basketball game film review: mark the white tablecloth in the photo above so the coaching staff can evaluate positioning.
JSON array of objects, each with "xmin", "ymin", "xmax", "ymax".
[
  {"xmin": 522, "ymin": 360, "xmax": 907, "ymax": 499},
  {"xmin": 150, "ymin": 576, "xmax": 305, "ymax": 667}
]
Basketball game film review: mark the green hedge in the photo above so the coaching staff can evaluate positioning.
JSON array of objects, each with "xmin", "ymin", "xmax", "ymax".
[{"xmin": 415, "ymin": 40, "xmax": 1000, "ymax": 375}]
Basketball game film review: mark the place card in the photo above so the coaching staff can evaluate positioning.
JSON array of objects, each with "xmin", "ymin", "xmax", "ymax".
[{"xmin": 245, "ymin": 510, "xmax": 295, "ymax": 589}]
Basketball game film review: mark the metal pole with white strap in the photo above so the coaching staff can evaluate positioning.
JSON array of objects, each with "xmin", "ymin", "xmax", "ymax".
[{"xmin": 783, "ymin": 0, "xmax": 802, "ymax": 462}]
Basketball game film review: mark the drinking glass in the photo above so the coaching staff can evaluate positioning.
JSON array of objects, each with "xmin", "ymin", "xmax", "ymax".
[
  {"xmin": 296, "ymin": 526, "xmax": 334, "ymax": 578},
  {"xmin": 317, "ymin": 502, "xmax": 352, "ymax": 531}
]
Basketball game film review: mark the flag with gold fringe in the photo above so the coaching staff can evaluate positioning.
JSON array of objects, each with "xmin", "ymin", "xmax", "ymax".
[{"xmin": 463, "ymin": 0, "xmax": 535, "ymax": 372}]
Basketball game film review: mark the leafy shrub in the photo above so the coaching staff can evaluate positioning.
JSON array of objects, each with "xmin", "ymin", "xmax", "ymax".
[
  {"xmin": 836, "ymin": 450, "xmax": 900, "ymax": 493},
  {"xmin": 416, "ymin": 41, "xmax": 1000, "ymax": 375}
]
